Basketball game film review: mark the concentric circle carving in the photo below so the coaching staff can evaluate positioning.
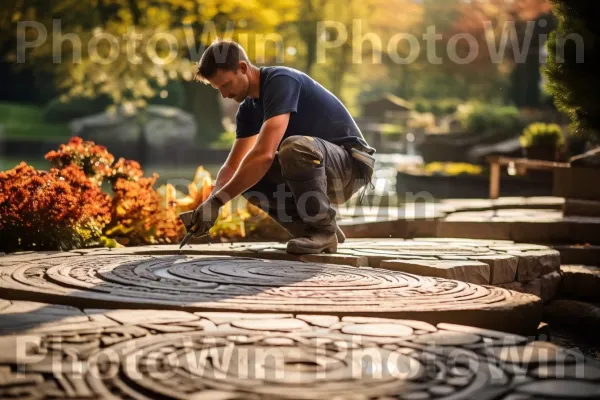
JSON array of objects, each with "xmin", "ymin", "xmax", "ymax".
[
  {"xmin": 1, "ymin": 302, "xmax": 598, "ymax": 400},
  {"xmin": 0, "ymin": 254, "xmax": 541, "ymax": 333}
]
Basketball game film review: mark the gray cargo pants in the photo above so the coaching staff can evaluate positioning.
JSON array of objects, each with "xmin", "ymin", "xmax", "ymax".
[{"xmin": 242, "ymin": 135, "xmax": 369, "ymax": 224}]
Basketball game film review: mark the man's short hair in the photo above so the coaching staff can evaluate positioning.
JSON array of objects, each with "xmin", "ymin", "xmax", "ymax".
[{"xmin": 194, "ymin": 40, "xmax": 250, "ymax": 83}]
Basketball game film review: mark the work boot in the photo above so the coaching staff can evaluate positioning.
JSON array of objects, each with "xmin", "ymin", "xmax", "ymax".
[
  {"xmin": 275, "ymin": 218, "xmax": 346, "ymax": 244},
  {"xmin": 284, "ymin": 168, "xmax": 338, "ymax": 254},
  {"xmin": 286, "ymin": 228, "xmax": 338, "ymax": 254}
]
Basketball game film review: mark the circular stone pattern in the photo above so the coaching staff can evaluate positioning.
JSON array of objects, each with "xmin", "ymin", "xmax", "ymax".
[
  {"xmin": 142, "ymin": 238, "xmax": 561, "ymax": 286},
  {"xmin": 1, "ymin": 303, "xmax": 598, "ymax": 400},
  {"xmin": 0, "ymin": 254, "xmax": 541, "ymax": 333}
]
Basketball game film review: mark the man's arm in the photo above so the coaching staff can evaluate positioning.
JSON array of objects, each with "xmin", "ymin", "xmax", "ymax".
[
  {"xmin": 212, "ymin": 113, "xmax": 289, "ymax": 204},
  {"xmin": 212, "ymin": 135, "xmax": 257, "ymax": 192}
]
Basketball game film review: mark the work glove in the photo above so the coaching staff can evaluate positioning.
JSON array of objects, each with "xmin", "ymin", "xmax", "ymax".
[{"xmin": 189, "ymin": 196, "xmax": 225, "ymax": 237}]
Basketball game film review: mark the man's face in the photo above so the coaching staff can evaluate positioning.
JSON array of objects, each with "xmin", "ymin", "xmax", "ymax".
[{"xmin": 208, "ymin": 62, "xmax": 249, "ymax": 103}]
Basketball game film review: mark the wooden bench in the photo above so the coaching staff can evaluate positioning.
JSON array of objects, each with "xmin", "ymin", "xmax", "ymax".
[{"xmin": 486, "ymin": 155, "xmax": 570, "ymax": 199}]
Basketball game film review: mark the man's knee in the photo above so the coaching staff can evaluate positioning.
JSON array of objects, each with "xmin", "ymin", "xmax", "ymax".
[{"xmin": 279, "ymin": 136, "xmax": 322, "ymax": 179}]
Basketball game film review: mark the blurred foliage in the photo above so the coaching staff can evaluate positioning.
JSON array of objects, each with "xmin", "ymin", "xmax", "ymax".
[
  {"xmin": 413, "ymin": 98, "xmax": 463, "ymax": 117},
  {"xmin": 544, "ymin": 1, "xmax": 600, "ymax": 140},
  {"xmin": 43, "ymin": 81, "xmax": 185, "ymax": 124},
  {"xmin": 424, "ymin": 162, "xmax": 483, "ymax": 176},
  {"xmin": 407, "ymin": 112, "xmax": 436, "ymax": 131},
  {"xmin": 519, "ymin": 122, "xmax": 565, "ymax": 148},
  {"xmin": 211, "ymin": 130, "xmax": 237, "ymax": 149},
  {"xmin": 43, "ymin": 96, "xmax": 113, "ymax": 125},
  {"xmin": 456, "ymin": 102, "xmax": 521, "ymax": 135},
  {"xmin": 379, "ymin": 124, "xmax": 405, "ymax": 136},
  {"xmin": 388, "ymin": 0, "xmax": 551, "ymax": 102},
  {"xmin": 0, "ymin": 136, "xmax": 270, "ymax": 252},
  {"xmin": 1, "ymin": 0, "xmax": 557, "ymax": 140},
  {"xmin": 0, "ymin": 102, "xmax": 70, "ymax": 139}
]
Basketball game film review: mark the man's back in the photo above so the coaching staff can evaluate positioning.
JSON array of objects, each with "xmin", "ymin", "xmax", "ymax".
[{"xmin": 235, "ymin": 66, "xmax": 374, "ymax": 153}]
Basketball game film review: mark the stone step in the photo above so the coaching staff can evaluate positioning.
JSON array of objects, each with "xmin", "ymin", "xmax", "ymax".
[
  {"xmin": 342, "ymin": 212, "xmax": 600, "ymax": 245},
  {"xmin": 553, "ymin": 167, "xmax": 600, "ymax": 201},
  {"xmin": 564, "ymin": 199, "xmax": 600, "ymax": 217},
  {"xmin": 552, "ymin": 244, "xmax": 600, "ymax": 266},
  {"xmin": 559, "ymin": 265, "xmax": 600, "ymax": 302},
  {"xmin": 544, "ymin": 299, "xmax": 600, "ymax": 339},
  {"xmin": 498, "ymin": 271, "xmax": 561, "ymax": 303}
]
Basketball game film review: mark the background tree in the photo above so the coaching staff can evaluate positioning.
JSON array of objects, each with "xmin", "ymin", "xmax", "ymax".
[
  {"xmin": 4, "ymin": 0, "xmax": 298, "ymax": 145},
  {"xmin": 544, "ymin": 0, "xmax": 600, "ymax": 140}
]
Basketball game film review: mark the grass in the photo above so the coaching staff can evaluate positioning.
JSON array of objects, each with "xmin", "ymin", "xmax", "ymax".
[
  {"xmin": 0, "ymin": 102, "xmax": 70, "ymax": 140},
  {"xmin": 0, "ymin": 156, "xmax": 47, "ymax": 171}
]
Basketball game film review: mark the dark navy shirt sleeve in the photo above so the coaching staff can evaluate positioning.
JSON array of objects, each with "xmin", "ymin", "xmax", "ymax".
[
  {"xmin": 262, "ymin": 75, "xmax": 301, "ymax": 121},
  {"xmin": 235, "ymin": 102, "xmax": 260, "ymax": 139}
]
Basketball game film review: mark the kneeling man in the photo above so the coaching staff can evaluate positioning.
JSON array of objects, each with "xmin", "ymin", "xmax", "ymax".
[{"xmin": 188, "ymin": 40, "xmax": 375, "ymax": 254}]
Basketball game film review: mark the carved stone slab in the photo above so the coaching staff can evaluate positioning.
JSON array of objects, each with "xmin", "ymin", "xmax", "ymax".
[
  {"xmin": 112, "ymin": 238, "xmax": 560, "ymax": 285},
  {"xmin": 0, "ymin": 300, "xmax": 598, "ymax": 400},
  {"xmin": 0, "ymin": 253, "xmax": 541, "ymax": 334}
]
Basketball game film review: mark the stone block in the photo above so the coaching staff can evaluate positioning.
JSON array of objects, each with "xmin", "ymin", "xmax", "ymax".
[
  {"xmin": 380, "ymin": 259, "xmax": 490, "ymax": 284},
  {"xmin": 553, "ymin": 167, "xmax": 600, "ymax": 201},
  {"xmin": 468, "ymin": 254, "xmax": 518, "ymax": 284},
  {"xmin": 564, "ymin": 199, "xmax": 600, "ymax": 217},
  {"xmin": 498, "ymin": 271, "xmax": 561, "ymax": 303},
  {"xmin": 559, "ymin": 265, "xmax": 600, "ymax": 302},
  {"xmin": 436, "ymin": 221, "xmax": 512, "ymax": 240},
  {"xmin": 508, "ymin": 250, "xmax": 561, "ymax": 282}
]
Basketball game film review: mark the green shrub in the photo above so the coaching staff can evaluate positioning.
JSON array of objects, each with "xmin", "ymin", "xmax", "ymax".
[
  {"xmin": 412, "ymin": 98, "xmax": 463, "ymax": 116},
  {"xmin": 43, "ymin": 81, "xmax": 186, "ymax": 124},
  {"xmin": 211, "ymin": 131, "xmax": 236, "ymax": 149},
  {"xmin": 0, "ymin": 102, "xmax": 70, "ymax": 139},
  {"xmin": 458, "ymin": 103, "xmax": 521, "ymax": 134},
  {"xmin": 437, "ymin": 98, "xmax": 463, "ymax": 115},
  {"xmin": 413, "ymin": 98, "xmax": 430, "ymax": 114},
  {"xmin": 544, "ymin": 1, "xmax": 600, "ymax": 139},
  {"xmin": 519, "ymin": 122, "xmax": 565, "ymax": 148},
  {"xmin": 148, "ymin": 80, "xmax": 185, "ymax": 109},
  {"xmin": 43, "ymin": 95, "xmax": 112, "ymax": 124}
]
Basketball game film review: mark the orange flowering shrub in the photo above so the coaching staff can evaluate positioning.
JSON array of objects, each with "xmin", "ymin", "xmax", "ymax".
[
  {"xmin": 45, "ymin": 137, "xmax": 114, "ymax": 184},
  {"xmin": 109, "ymin": 158, "xmax": 144, "ymax": 182},
  {"xmin": 0, "ymin": 162, "xmax": 111, "ymax": 252},
  {"xmin": 1, "ymin": 136, "xmax": 276, "ymax": 252},
  {"xmin": 104, "ymin": 172, "xmax": 184, "ymax": 246}
]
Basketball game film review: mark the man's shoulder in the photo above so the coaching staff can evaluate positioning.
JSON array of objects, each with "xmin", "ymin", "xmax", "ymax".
[{"xmin": 263, "ymin": 66, "xmax": 304, "ymax": 84}]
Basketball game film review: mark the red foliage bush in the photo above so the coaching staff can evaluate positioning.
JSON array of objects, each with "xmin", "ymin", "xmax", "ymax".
[
  {"xmin": 1, "ymin": 137, "xmax": 206, "ymax": 252},
  {"xmin": 0, "ymin": 162, "xmax": 111, "ymax": 251}
]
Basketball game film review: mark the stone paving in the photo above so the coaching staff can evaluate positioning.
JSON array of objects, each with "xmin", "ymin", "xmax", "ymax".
[
  {"xmin": 141, "ymin": 238, "xmax": 561, "ymax": 300},
  {"xmin": 338, "ymin": 198, "xmax": 600, "ymax": 246},
  {"xmin": 0, "ymin": 246, "xmax": 543, "ymax": 334},
  {"xmin": 2, "ymin": 298, "xmax": 600, "ymax": 399},
  {"xmin": 2, "ymin": 237, "xmax": 600, "ymax": 398}
]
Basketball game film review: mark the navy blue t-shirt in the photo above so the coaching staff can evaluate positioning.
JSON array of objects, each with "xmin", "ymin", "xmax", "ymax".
[{"xmin": 235, "ymin": 66, "xmax": 375, "ymax": 154}]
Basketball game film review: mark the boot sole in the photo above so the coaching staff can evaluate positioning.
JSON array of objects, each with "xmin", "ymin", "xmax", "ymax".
[{"xmin": 286, "ymin": 242, "xmax": 338, "ymax": 255}]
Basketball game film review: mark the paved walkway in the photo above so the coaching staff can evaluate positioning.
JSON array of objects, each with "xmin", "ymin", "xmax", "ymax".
[
  {"xmin": 2, "ymin": 298, "xmax": 600, "ymax": 399},
  {"xmin": 1, "ymin": 239, "xmax": 599, "ymax": 398},
  {"xmin": 338, "ymin": 197, "xmax": 600, "ymax": 245}
]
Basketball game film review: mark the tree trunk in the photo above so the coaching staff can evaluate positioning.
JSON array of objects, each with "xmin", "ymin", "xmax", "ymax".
[
  {"xmin": 183, "ymin": 81, "xmax": 224, "ymax": 145},
  {"xmin": 126, "ymin": 0, "xmax": 141, "ymax": 25}
]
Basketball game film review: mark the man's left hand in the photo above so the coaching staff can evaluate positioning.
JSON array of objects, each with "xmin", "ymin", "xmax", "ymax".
[{"xmin": 189, "ymin": 196, "xmax": 225, "ymax": 237}]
